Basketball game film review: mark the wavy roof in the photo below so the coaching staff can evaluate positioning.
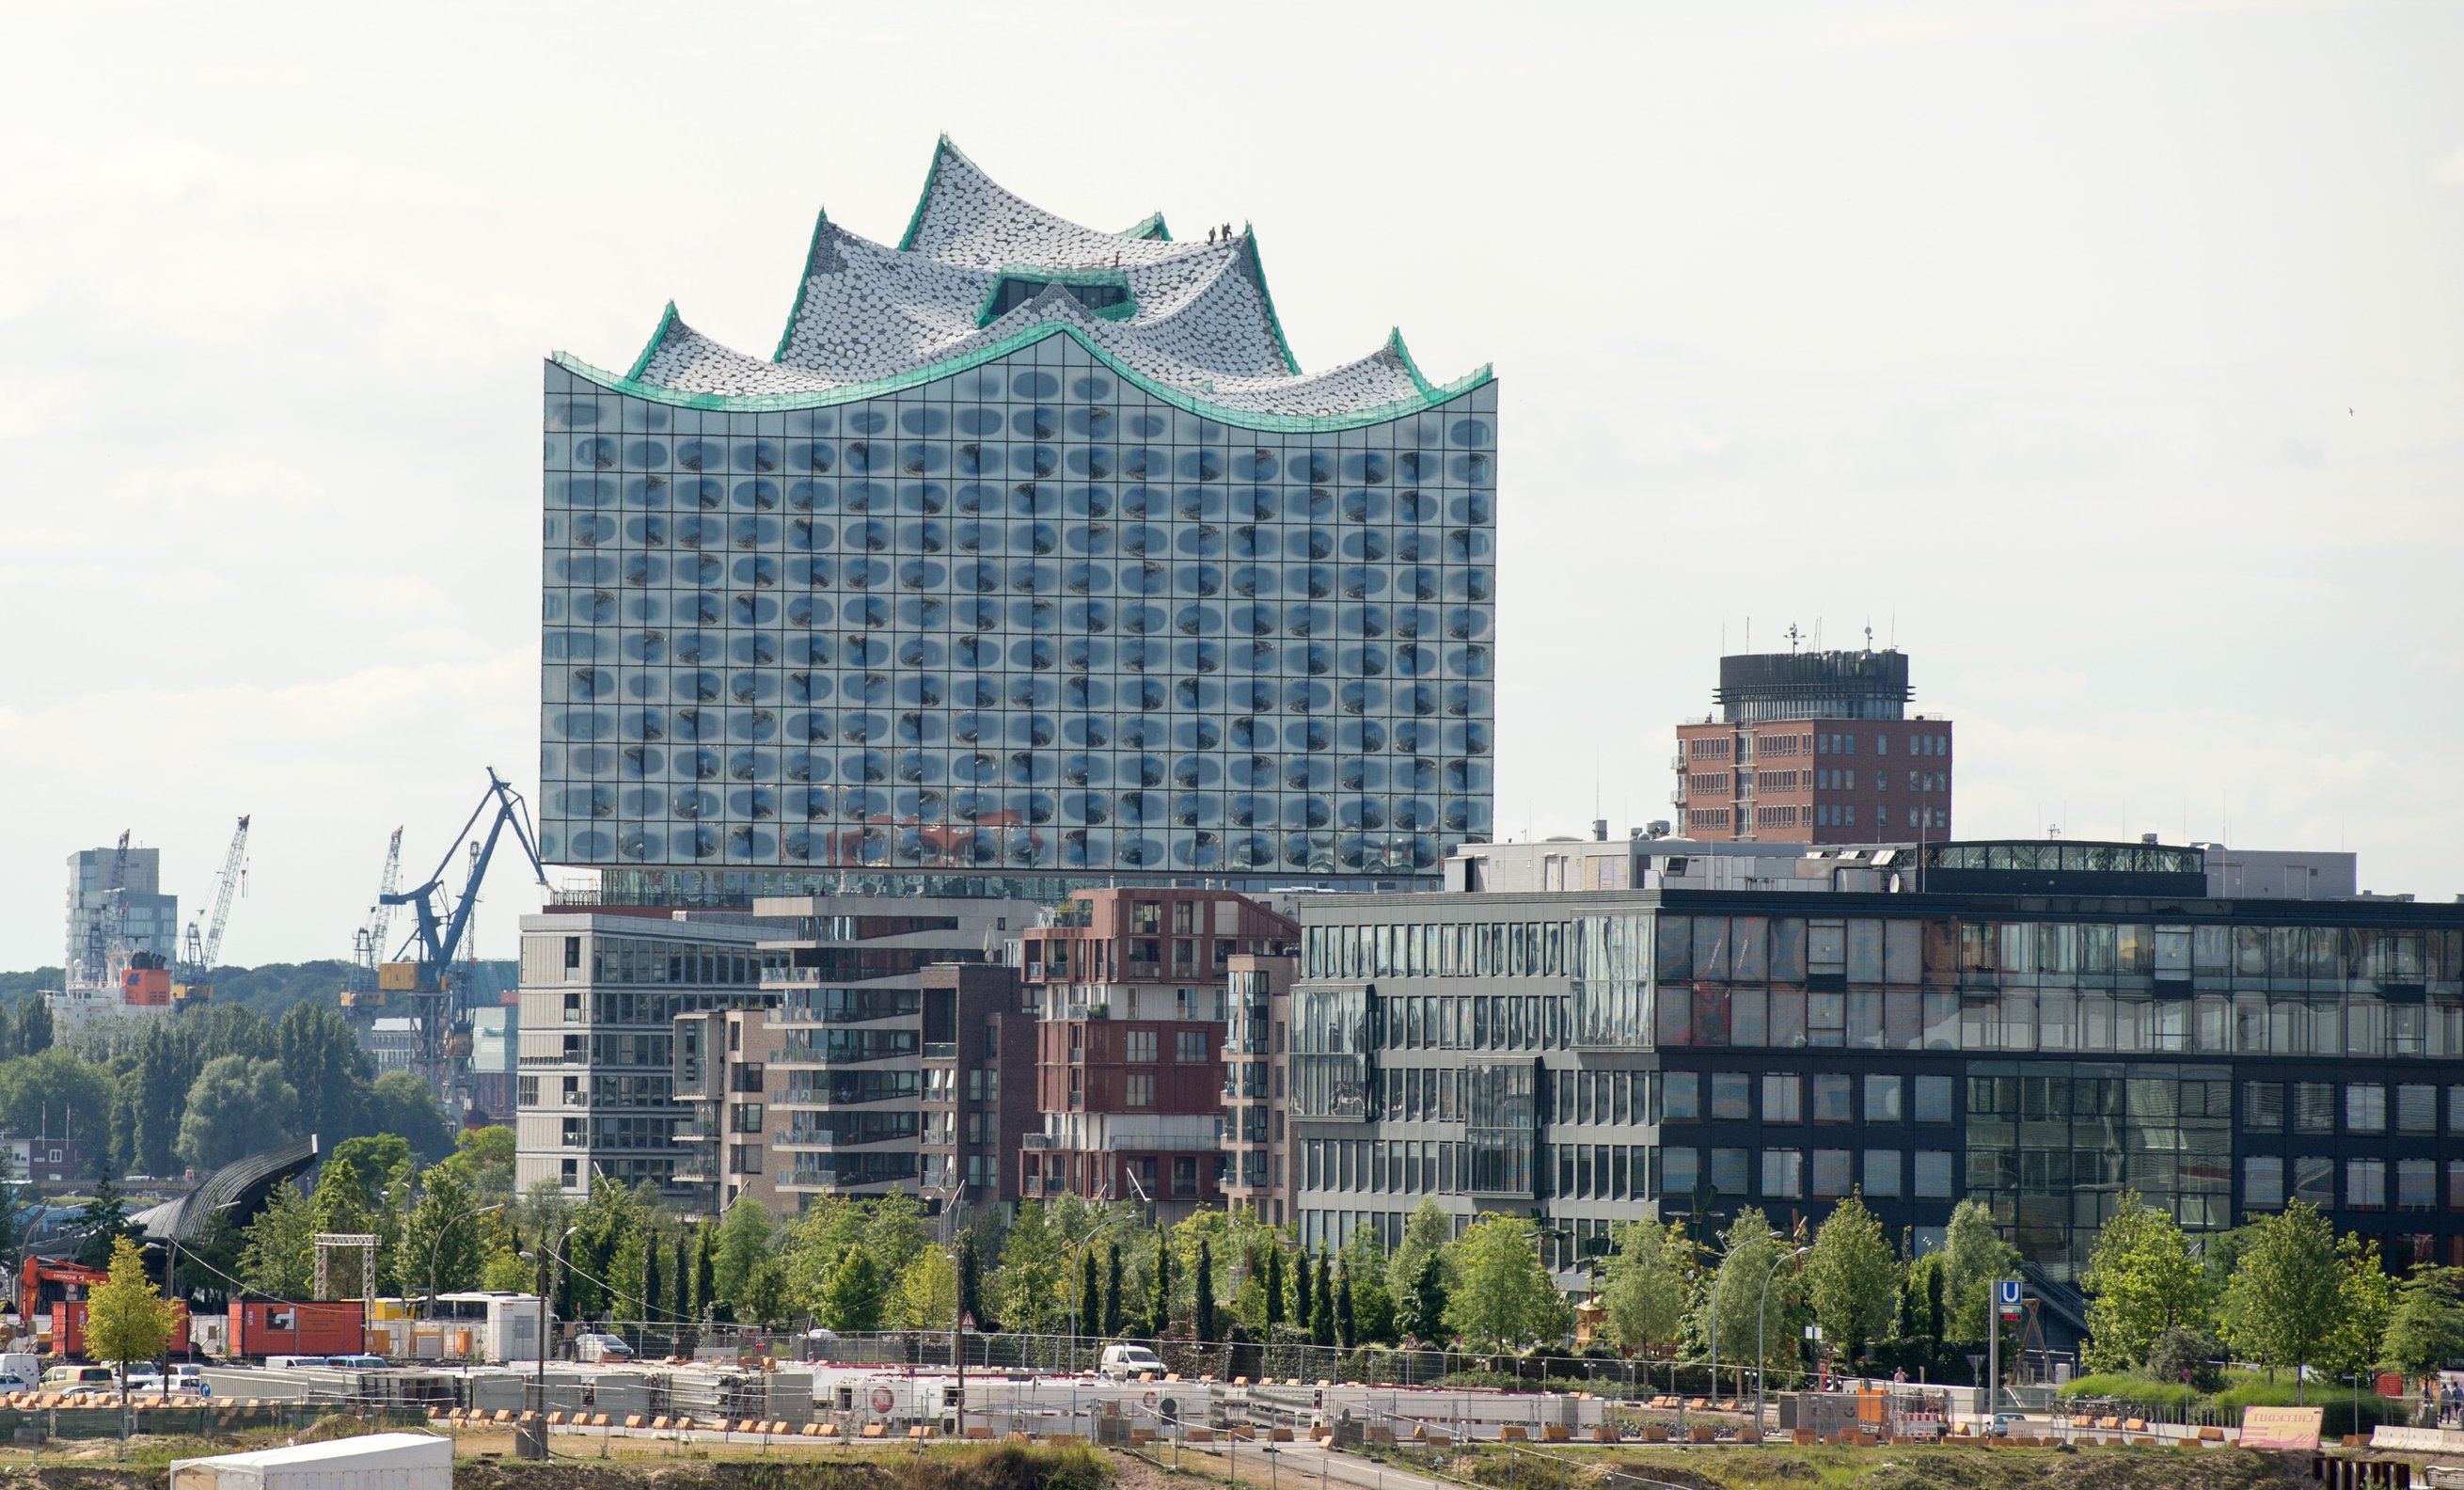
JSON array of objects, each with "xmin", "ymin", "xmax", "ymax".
[{"xmin": 560, "ymin": 137, "xmax": 1488, "ymax": 427}]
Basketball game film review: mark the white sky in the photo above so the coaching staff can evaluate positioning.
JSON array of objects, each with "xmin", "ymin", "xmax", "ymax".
[{"xmin": 1, "ymin": 1, "xmax": 2458, "ymax": 970}]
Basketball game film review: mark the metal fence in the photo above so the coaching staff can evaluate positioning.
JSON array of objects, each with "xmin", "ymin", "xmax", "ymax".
[{"xmin": 0, "ymin": 1403, "xmax": 431, "ymax": 1441}]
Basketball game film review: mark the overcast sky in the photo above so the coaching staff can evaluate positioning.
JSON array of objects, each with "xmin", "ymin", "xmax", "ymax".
[{"xmin": 2, "ymin": 1, "xmax": 2458, "ymax": 971}]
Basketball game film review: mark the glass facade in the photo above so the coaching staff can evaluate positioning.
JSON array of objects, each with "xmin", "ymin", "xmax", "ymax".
[{"xmin": 540, "ymin": 343, "xmax": 1497, "ymax": 880}]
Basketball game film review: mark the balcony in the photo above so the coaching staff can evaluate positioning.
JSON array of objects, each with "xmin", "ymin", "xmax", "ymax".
[
  {"xmin": 1668, "ymin": 787, "xmax": 1687, "ymax": 806},
  {"xmin": 923, "ymin": 1042, "xmax": 958, "ymax": 1061},
  {"xmin": 671, "ymin": 1120, "xmax": 719, "ymax": 1143}
]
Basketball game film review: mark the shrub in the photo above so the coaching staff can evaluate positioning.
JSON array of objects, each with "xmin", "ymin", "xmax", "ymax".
[{"xmin": 2144, "ymin": 1326, "xmax": 2226, "ymax": 1392}]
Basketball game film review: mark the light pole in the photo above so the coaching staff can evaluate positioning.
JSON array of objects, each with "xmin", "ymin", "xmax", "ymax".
[
  {"xmin": 1754, "ymin": 1245, "xmax": 1811, "ymax": 1429},
  {"xmin": 1067, "ymin": 1213, "xmax": 1133, "ymax": 1371},
  {"xmin": 426, "ymin": 1200, "xmax": 506, "ymax": 1322},
  {"xmin": 526, "ymin": 1222, "xmax": 580, "ymax": 1455}
]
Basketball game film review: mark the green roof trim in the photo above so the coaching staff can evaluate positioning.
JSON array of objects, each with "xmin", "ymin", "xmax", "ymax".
[
  {"xmin": 1120, "ymin": 211, "xmax": 1171, "ymax": 241},
  {"xmin": 973, "ymin": 266, "xmax": 1138, "ymax": 328},
  {"xmin": 1385, "ymin": 328, "xmax": 1434, "ymax": 396},
  {"xmin": 624, "ymin": 301, "xmax": 680, "ymax": 383},
  {"xmin": 894, "ymin": 135, "xmax": 955, "ymax": 253},
  {"xmin": 770, "ymin": 207, "xmax": 831, "ymax": 364},
  {"xmin": 551, "ymin": 320, "xmax": 1493, "ymax": 435},
  {"xmin": 1240, "ymin": 228, "xmax": 1303, "ymax": 377}
]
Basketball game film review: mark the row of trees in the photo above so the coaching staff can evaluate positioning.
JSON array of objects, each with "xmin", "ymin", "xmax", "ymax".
[{"xmin": 0, "ymin": 1002, "xmax": 450, "ymax": 1181}]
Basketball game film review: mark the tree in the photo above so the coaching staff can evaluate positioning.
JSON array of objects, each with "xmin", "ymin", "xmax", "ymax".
[
  {"xmin": 1389, "ymin": 1198, "xmax": 1451, "ymax": 1305},
  {"xmin": 1293, "ymin": 1244, "xmax": 1314, "ymax": 1328},
  {"xmin": 0, "ymin": 1049, "xmax": 113, "ymax": 1161},
  {"xmin": 1444, "ymin": 1214, "xmax": 1565, "ymax": 1351},
  {"xmin": 71, "ymin": 1174, "xmax": 135, "ymax": 1269},
  {"xmin": 991, "ymin": 1201, "xmax": 1066, "ymax": 1337},
  {"xmin": 896, "ymin": 1248, "xmax": 958, "ymax": 1332},
  {"xmin": 1103, "ymin": 1244, "xmax": 1126, "ymax": 1339},
  {"xmin": 2380, "ymin": 1267, "xmax": 2464, "ymax": 1378},
  {"xmin": 240, "ymin": 1180, "xmax": 317, "ymax": 1296},
  {"xmin": 2219, "ymin": 1201, "xmax": 2345, "ymax": 1386},
  {"xmin": 711, "ymin": 1197, "xmax": 773, "ymax": 1315},
  {"xmin": 1194, "ymin": 1238, "xmax": 1219, "ymax": 1343},
  {"xmin": 86, "ymin": 1236, "xmax": 175, "ymax": 1433},
  {"xmin": 174, "ymin": 1056, "xmax": 298, "ymax": 1171},
  {"xmin": 1806, "ymin": 1195, "xmax": 1897, "ymax": 1358},
  {"xmin": 1940, "ymin": 1199, "xmax": 2021, "ymax": 1341},
  {"xmin": 1335, "ymin": 1257, "xmax": 1356, "ymax": 1349},
  {"xmin": 1263, "ymin": 1245, "xmax": 1287, "ymax": 1331},
  {"xmin": 1079, "ymin": 1246, "xmax": 1103, "ymax": 1339},
  {"xmin": 957, "ymin": 1230, "xmax": 987, "ymax": 1331},
  {"xmin": 1903, "ymin": 1251, "xmax": 1948, "ymax": 1348},
  {"xmin": 819, "ymin": 1248, "xmax": 885, "ymax": 1332},
  {"xmin": 364, "ymin": 1071, "xmax": 452, "ymax": 1161},
  {"xmin": 694, "ymin": 1221, "xmax": 718, "ymax": 1322},
  {"xmin": 276, "ymin": 1002, "xmax": 372, "ymax": 1140},
  {"xmin": 2146, "ymin": 1326, "xmax": 2225, "ymax": 1391},
  {"xmin": 1342, "ymin": 1224, "xmax": 1397, "ymax": 1345},
  {"xmin": 1602, "ymin": 1220, "xmax": 1687, "ymax": 1355},
  {"xmin": 1706, "ymin": 1211, "xmax": 1803, "ymax": 1377},
  {"xmin": 1148, "ymin": 1228, "xmax": 1174, "ymax": 1338},
  {"xmin": 2327, "ymin": 1235, "xmax": 2396, "ymax": 1380},
  {"xmin": 1308, "ymin": 1252, "xmax": 1335, "ymax": 1347},
  {"xmin": 400, "ymin": 1163, "xmax": 489, "ymax": 1305},
  {"xmin": 1405, "ymin": 1252, "xmax": 1448, "ymax": 1343},
  {"xmin": 2079, "ymin": 1192, "xmax": 2208, "ymax": 1371}
]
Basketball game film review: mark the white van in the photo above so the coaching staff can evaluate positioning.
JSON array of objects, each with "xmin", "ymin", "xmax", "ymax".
[{"xmin": 1099, "ymin": 1344, "xmax": 1163, "ymax": 1379}]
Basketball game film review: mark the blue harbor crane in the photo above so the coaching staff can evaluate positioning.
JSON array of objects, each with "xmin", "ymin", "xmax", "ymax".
[{"xmin": 379, "ymin": 769, "xmax": 547, "ymax": 1098}]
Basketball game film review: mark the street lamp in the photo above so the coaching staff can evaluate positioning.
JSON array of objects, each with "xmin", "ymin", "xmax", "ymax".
[
  {"xmin": 525, "ymin": 1223, "xmax": 581, "ymax": 1450},
  {"xmin": 425, "ymin": 1200, "xmax": 506, "ymax": 1322},
  {"xmin": 1067, "ymin": 1212, "xmax": 1134, "ymax": 1371},
  {"xmin": 1754, "ymin": 1245, "xmax": 1812, "ymax": 1429}
]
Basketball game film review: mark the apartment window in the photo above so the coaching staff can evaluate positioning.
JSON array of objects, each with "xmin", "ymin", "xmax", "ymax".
[
  {"xmin": 2398, "ymin": 1159, "xmax": 2437, "ymax": 1212},
  {"xmin": 2293, "ymin": 1083, "xmax": 2336, "ymax": 1133},
  {"xmin": 1865, "ymin": 1075, "xmax": 1903, "ymax": 1123},
  {"xmin": 1126, "ymin": 1073, "xmax": 1155, "ymax": 1108},
  {"xmin": 1711, "ymin": 1073, "xmax": 1752, "ymax": 1121},
  {"xmin": 1913, "ymin": 1150, "xmax": 1953, "ymax": 1199},
  {"xmin": 1761, "ymin": 1074, "xmax": 1803, "ymax": 1123},
  {"xmin": 1662, "ymin": 1071, "xmax": 1699, "ymax": 1121},
  {"xmin": 2397, "ymin": 1085, "xmax": 2438, "ymax": 1133},
  {"xmin": 2347, "ymin": 1083, "xmax": 2387, "ymax": 1134},
  {"xmin": 2292, "ymin": 1156, "xmax": 2334, "ymax": 1206},
  {"xmin": 2241, "ymin": 1082, "xmax": 2283, "ymax": 1133},
  {"xmin": 1914, "ymin": 1075, "xmax": 1954, "ymax": 1124},
  {"xmin": 1812, "ymin": 1149, "xmax": 1854, "ymax": 1198},
  {"xmin": 1661, "ymin": 1146, "xmax": 1698, "ymax": 1198},
  {"xmin": 1761, "ymin": 1149, "xmax": 1804, "ymax": 1200},
  {"xmin": 2348, "ymin": 1158, "xmax": 2388, "ymax": 1211},
  {"xmin": 1127, "ymin": 1030, "xmax": 1158, "ymax": 1063},
  {"xmin": 1710, "ymin": 1148, "xmax": 1749, "ymax": 1197},
  {"xmin": 518, "ymin": 1077, "xmax": 539, "ymax": 1108},
  {"xmin": 1811, "ymin": 1074, "xmax": 1855, "ymax": 1124},
  {"xmin": 1864, "ymin": 1149, "xmax": 1903, "ymax": 1198},
  {"xmin": 1176, "ymin": 1030, "xmax": 1208, "ymax": 1063},
  {"xmin": 2243, "ymin": 1155, "xmax": 2284, "ymax": 1209}
]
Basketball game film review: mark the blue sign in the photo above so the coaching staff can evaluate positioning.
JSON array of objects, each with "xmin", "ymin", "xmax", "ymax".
[{"xmin": 1998, "ymin": 1280, "xmax": 2024, "ymax": 1307}]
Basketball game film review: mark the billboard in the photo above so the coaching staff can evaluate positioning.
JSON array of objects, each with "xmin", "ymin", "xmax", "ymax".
[{"xmin": 2240, "ymin": 1405, "xmax": 2323, "ymax": 1450}]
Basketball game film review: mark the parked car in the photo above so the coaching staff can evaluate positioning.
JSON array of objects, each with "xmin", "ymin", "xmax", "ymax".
[
  {"xmin": 1983, "ymin": 1412, "xmax": 2030, "ymax": 1437},
  {"xmin": 573, "ymin": 1333, "xmax": 634, "ymax": 1363},
  {"xmin": 166, "ymin": 1364, "xmax": 211, "ymax": 1397},
  {"xmin": 1099, "ymin": 1344, "xmax": 1164, "ymax": 1380},
  {"xmin": 40, "ymin": 1364, "xmax": 116, "ymax": 1390},
  {"xmin": 323, "ymin": 1354, "xmax": 389, "ymax": 1371}
]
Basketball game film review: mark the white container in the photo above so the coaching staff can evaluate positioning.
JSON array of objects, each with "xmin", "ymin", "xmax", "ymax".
[{"xmin": 169, "ymin": 1432, "xmax": 450, "ymax": 1490}]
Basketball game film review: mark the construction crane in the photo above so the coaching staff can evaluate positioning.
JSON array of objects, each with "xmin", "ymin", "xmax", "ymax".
[
  {"xmin": 75, "ymin": 830, "xmax": 133, "ymax": 989},
  {"xmin": 342, "ymin": 828, "xmax": 404, "ymax": 1013},
  {"xmin": 180, "ymin": 815, "xmax": 251, "ymax": 982},
  {"xmin": 378, "ymin": 769, "xmax": 547, "ymax": 1096}
]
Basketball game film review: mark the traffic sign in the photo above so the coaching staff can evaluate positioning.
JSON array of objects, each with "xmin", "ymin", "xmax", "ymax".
[{"xmin": 1997, "ymin": 1280, "xmax": 2023, "ymax": 1307}]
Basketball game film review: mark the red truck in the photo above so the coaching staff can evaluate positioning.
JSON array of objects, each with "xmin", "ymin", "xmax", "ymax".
[{"xmin": 226, "ymin": 1300, "xmax": 365, "ymax": 1359}]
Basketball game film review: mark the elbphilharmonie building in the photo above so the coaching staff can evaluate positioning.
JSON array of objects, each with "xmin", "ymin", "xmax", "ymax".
[{"xmin": 540, "ymin": 140, "xmax": 1495, "ymax": 901}]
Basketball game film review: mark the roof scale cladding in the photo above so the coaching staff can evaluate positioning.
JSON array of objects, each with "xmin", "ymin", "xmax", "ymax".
[{"xmin": 561, "ymin": 137, "xmax": 1486, "ymax": 425}]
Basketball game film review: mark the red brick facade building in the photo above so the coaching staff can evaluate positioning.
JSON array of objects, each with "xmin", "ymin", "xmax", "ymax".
[{"xmin": 1674, "ymin": 649, "xmax": 1954, "ymax": 845}]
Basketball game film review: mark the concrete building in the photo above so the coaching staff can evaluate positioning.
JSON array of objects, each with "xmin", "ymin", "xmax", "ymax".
[
  {"xmin": 513, "ymin": 910, "xmax": 786, "ymax": 1199},
  {"xmin": 1673, "ymin": 649, "xmax": 1953, "ymax": 844},
  {"xmin": 64, "ymin": 845, "xmax": 177, "ymax": 988},
  {"xmin": 1019, "ymin": 888, "xmax": 1296, "ymax": 1221},
  {"xmin": 536, "ymin": 137, "xmax": 1497, "ymax": 905},
  {"xmin": 918, "ymin": 963, "xmax": 1037, "ymax": 1214},
  {"xmin": 1282, "ymin": 839, "xmax": 2464, "ymax": 1324},
  {"xmin": 671, "ymin": 1001, "xmax": 788, "ymax": 1215},
  {"xmin": 1221, "ymin": 951, "xmax": 1299, "ymax": 1226}
]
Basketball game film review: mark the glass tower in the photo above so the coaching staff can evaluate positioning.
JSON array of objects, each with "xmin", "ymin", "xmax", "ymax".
[{"xmin": 540, "ymin": 139, "xmax": 1496, "ymax": 889}]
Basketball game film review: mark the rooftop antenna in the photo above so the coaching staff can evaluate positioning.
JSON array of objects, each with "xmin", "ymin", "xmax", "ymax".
[
  {"xmin": 1889, "ymin": 612, "xmax": 1897, "ymax": 650},
  {"xmin": 1745, "ymin": 617, "xmax": 1752, "ymax": 653},
  {"xmin": 1864, "ymin": 619, "xmax": 1873, "ymax": 654},
  {"xmin": 1785, "ymin": 624, "xmax": 1802, "ymax": 655}
]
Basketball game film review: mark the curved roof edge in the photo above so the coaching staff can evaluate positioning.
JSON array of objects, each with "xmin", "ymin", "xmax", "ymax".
[
  {"xmin": 1120, "ymin": 211, "xmax": 1171, "ymax": 242},
  {"xmin": 771, "ymin": 207, "xmax": 832, "ymax": 363},
  {"xmin": 625, "ymin": 302, "xmax": 680, "ymax": 382},
  {"xmin": 894, "ymin": 134, "xmax": 956, "ymax": 254},
  {"xmin": 552, "ymin": 321, "xmax": 1493, "ymax": 436},
  {"xmin": 1385, "ymin": 328, "xmax": 1434, "ymax": 396},
  {"xmin": 1240, "ymin": 228, "xmax": 1303, "ymax": 377}
]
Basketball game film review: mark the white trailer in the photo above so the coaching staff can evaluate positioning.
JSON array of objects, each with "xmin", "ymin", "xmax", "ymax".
[{"xmin": 168, "ymin": 1432, "xmax": 450, "ymax": 1490}]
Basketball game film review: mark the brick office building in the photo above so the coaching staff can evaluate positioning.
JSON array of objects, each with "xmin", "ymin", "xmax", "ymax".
[
  {"xmin": 1019, "ymin": 888, "xmax": 1298, "ymax": 1222},
  {"xmin": 919, "ymin": 963, "xmax": 1037, "ymax": 1213},
  {"xmin": 1675, "ymin": 648, "xmax": 1953, "ymax": 845}
]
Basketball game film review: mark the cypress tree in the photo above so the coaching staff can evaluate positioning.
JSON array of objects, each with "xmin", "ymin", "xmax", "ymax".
[
  {"xmin": 641, "ymin": 1232, "xmax": 659, "ymax": 1324},
  {"xmin": 1264, "ymin": 1247, "xmax": 1287, "ymax": 1331},
  {"xmin": 1194, "ymin": 1238, "xmax": 1218, "ymax": 1343},
  {"xmin": 1080, "ymin": 1246, "xmax": 1103, "ymax": 1339},
  {"xmin": 1335, "ymin": 1257, "xmax": 1356, "ymax": 1350},
  {"xmin": 694, "ymin": 1222, "xmax": 718, "ymax": 1322},
  {"xmin": 1103, "ymin": 1244, "xmax": 1126, "ymax": 1339},
  {"xmin": 672, "ymin": 1231, "xmax": 693, "ymax": 1319},
  {"xmin": 1309, "ymin": 1252, "xmax": 1335, "ymax": 1347},
  {"xmin": 1149, "ymin": 1231, "xmax": 1174, "ymax": 1338},
  {"xmin": 1293, "ymin": 1244, "xmax": 1313, "ymax": 1324},
  {"xmin": 958, "ymin": 1230, "xmax": 987, "ymax": 1330}
]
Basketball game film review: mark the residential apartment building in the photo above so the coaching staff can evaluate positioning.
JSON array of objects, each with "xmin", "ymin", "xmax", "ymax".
[
  {"xmin": 1674, "ymin": 648, "xmax": 1952, "ymax": 844},
  {"xmin": 671, "ymin": 1002, "xmax": 788, "ymax": 1214},
  {"xmin": 514, "ymin": 911, "xmax": 785, "ymax": 1199},
  {"xmin": 919, "ymin": 964, "xmax": 1037, "ymax": 1215},
  {"xmin": 1221, "ymin": 952, "xmax": 1299, "ymax": 1225},
  {"xmin": 1285, "ymin": 840, "xmax": 2464, "ymax": 1323},
  {"xmin": 1019, "ymin": 888, "xmax": 1296, "ymax": 1222}
]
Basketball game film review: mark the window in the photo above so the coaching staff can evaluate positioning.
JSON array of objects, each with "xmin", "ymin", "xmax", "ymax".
[
  {"xmin": 2346, "ymin": 1083, "xmax": 2387, "ymax": 1134},
  {"xmin": 1711, "ymin": 1073, "xmax": 1752, "ymax": 1121},
  {"xmin": 1914, "ymin": 1075, "xmax": 1954, "ymax": 1124},
  {"xmin": 1126, "ymin": 1073, "xmax": 1155, "ymax": 1108},
  {"xmin": 2348, "ymin": 1158, "xmax": 2388, "ymax": 1211},
  {"xmin": 2243, "ymin": 1155, "xmax": 2284, "ymax": 1209},
  {"xmin": 2451, "ymin": 1161, "xmax": 2464, "ymax": 1212},
  {"xmin": 2293, "ymin": 1156, "xmax": 2335, "ymax": 1206},
  {"xmin": 1812, "ymin": 1149, "xmax": 1854, "ymax": 1197},
  {"xmin": 1864, "ymin": 1149, "xmax": 1902, "ymax": 1197},
  {"xmin": 1762, "ymin": 1149, "xmax": 1804, "ymax": 1199},
  {"xmin": 2451, "ymin": 1086, "xmax": 2464, "ymax": 1135},
  {"xmin": 1664, "ymin": 1071, "xmax": 1699, "ymax": 1121},
  {"xmin": 1914, "ymin": 1150, "xmax": 1953, "ymax": 1199},
  {"xmin": 2294, "ymin": 1083, "xmax": 2336, "ymax": 1133},
  {"xmin": 1711, "ymin": 1148, "xmax": 1750, "ymax": 1197},
  {"xmin": 1176, "ymin": 1030, "xmax": 1208, "ymax": 1063},
  {"xmin": 1661, "ymin": 1146, "xmax": 1699, "ymax": 1198},
  {"xmin": 2241, "ymin": 1082, "xmax": 2282, "ymax": 1133},
  {"xmin": 1864, "ymin": 1074, "xmax": 1903, "ymax": 1123},
  {"xmin": 1811, "ymin": 1074, "xmax": 1855, "ymax": 1124},
  {"xmin": 2398, "ymin": 1159, "xmax": 2437, "ymax": 1212},
  {"xmin": 1127, "ymin": 1030, "xmax": 1158, "ymax": 1063},
  {"xmin": 1761, "ymin": 1074, "xmax": 1803, "ymax": 1123},
  {"xmin": 2397, "ymin": 1085, "xmax": 2437, "ymax": 1133}
]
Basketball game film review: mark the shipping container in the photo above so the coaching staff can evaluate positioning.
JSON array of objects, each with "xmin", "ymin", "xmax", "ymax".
[
  {"xmin": 227, "ymin": 1302, "xmax": 365, "ymax": 1360},
  {"xmin": 55, "ymin": 1299, "xmax": 190, "ymax": 1358}
]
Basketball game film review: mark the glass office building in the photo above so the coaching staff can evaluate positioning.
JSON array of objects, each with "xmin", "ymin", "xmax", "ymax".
[
  {"xmin": 540, "ymin": 139, "xmax": 1496, "ymax": 898},
  {"xmin": 1285, "ymin": 846, "xmax": 2464, "ymax": 1296}
]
